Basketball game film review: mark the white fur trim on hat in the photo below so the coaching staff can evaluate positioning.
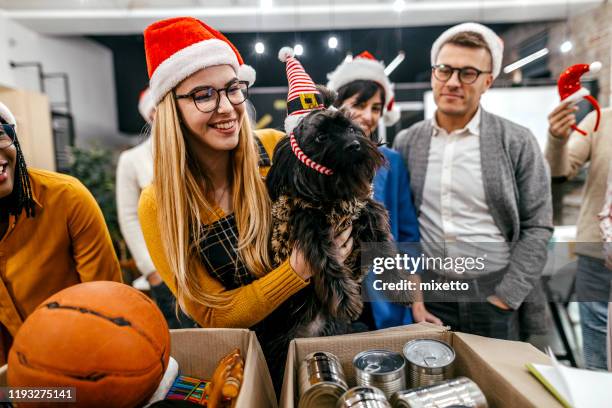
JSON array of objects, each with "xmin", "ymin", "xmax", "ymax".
[
  {"xmin": 0, "ymin": 101, "xmax": 16, "ymax": 126},
  {"xmin": 278, "ymin": 47, "xmax": 295, "ymax": 62},
  {"xmin": 138, "ymin": 89, "xmax": 156, "ymax": 123},
  {"xmin": 431, "ymin": 22, "xmax": 504, "ymax": 79},
  {"xmin": 383, "ymin": 106, "xmax": 400, "ymax": 126},
  {"xmin": 326, "ymin": 58, "xmax": 394, "ymax": 109},
  {"xmin": 285, "ymin": 113, "xmax": 306, "ymax": 135},
  {"xmin": 237, "ymin": 64, "xmax": 256, "ymax": 86},
  {"xmin": 149, "ymin": 39, "xmax": 255, "ymax": 106},
  {"xmin": 564, "ymin": 87, "xmax": 591, "ymax": 104}
]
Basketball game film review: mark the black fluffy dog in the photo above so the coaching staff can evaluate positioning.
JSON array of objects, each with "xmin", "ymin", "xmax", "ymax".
[{"xmin": 265, "ymin": 107, "xmax": 391, "ymax": 339}]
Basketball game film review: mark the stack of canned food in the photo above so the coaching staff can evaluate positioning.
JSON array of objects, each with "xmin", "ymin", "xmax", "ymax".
[
  {"xmin": 299, "ymin": 351, "xmax": 349, "ymax": 408},
  {"xmin": 297, "ymin": 339, "xmax": 489, "ymax": 408}
]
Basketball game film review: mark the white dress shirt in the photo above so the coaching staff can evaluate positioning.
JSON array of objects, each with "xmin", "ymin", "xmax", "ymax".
[
  {"xmin": 116, "ymin": 138, "xmax": 155, "ymax": 277},
  {"xmin": 419, "ymin": 108, "xmax": 510, "ymax": 273}
]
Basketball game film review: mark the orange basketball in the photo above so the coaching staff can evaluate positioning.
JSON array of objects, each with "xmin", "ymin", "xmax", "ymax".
[{"xmin": 8, "ymin": 281, "xmax": 170, "ymax": 408}]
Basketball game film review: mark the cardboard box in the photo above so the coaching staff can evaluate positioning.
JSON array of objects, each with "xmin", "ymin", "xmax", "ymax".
[
  {"xmin": 280, "ymin": 323, "xmax": 562, "ymax": 408},
  {"xmin": 1, "ymin": 328, "xmax": 277, "ymax": 408}
]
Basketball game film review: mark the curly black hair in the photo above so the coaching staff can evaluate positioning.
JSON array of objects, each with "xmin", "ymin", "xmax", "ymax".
[{"xmin": 0, "ymin": 117, "xmax": 35, "ymax": 218}]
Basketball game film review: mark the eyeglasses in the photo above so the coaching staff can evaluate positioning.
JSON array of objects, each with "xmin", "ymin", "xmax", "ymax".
[
  {"xmin": 0, "ymin": 124, "xmax": 16, "ymax": 149},
  {"xmin": 174, "ymin": 80, "xmax": 249, "ymax": 113},
  {"xmin": 432, "ymin": 64, "xmax": 492, "ymax": 84}
]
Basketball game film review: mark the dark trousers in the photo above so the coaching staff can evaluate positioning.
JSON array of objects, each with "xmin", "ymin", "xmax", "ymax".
[
  {"xmin": 426, "ymin": 301, "xmax": 519, "ymax": 340},
  {"xmin": 423, "ymin": 269, "xmax": 519, "ymax": 340},
  {"xmin": 150, "ymin": 282, "xmax": 198, "ymax": 329}
]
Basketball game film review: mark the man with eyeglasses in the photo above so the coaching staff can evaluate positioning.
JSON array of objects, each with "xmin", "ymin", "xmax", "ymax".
[
  {"xmin": 0, "ymin": 101, "xmax": 121, "ymax": 364},
  {"xmin": 394, "ymin": 23, "xmax": 553, "ymax": 340}
]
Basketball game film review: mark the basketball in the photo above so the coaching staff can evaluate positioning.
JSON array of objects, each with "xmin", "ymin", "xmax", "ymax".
[{"xmin": 8, "ymin": 281, "xmax": 171, "ymax": 408}]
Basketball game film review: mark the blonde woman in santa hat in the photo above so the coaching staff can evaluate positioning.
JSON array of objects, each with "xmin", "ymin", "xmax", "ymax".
[
  {"xmin": 327, "ymin": 51, "xmax": 441, "ymax": 329},
  {"xmin": 138, "ymin": 17, "xmax": 352, "ymax": 329}
]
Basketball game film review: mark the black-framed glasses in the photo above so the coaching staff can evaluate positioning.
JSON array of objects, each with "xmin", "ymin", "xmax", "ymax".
[
  {"xmin": 0, "ymin": 124, "xmax": 16, "ymax": 149},
  {"xmin": 174, "ymin": 80, "xmax": 249, "ymax": 113},
  {"xmin": 432, "ymin": 64, "xmax": 492, "ymax": 84}
]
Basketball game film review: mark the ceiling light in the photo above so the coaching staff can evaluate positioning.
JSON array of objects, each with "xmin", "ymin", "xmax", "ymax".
[
  {"xmin": 328, "ymin": 36, "xmax": 338, "ymax": 49},
  {"xmin": 560, "ymin": 40, "xmax": 573, "ymax": 53},
  {"xmin": 384, "ymin": 51, "xmax": 405, "ymax": 75},
  {"xmin": 503, "ymin": 48, "xmax": 549, "ymax": 74},
  {"xmin": 255, "ymin": 41, "xmax": 265, "ymax": 54},
  {"xmin": 294, "ymin": 44, "xmax": 304, "ymax": 56},
  {"xmin": 393, "ymin": 0, "xmax": 406, "ymax": 13}
]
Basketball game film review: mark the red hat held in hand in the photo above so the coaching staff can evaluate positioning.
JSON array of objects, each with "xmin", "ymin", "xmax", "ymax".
[{"xmin": 557, "ymin": 61, "xmax": 602, "ymax": 136}]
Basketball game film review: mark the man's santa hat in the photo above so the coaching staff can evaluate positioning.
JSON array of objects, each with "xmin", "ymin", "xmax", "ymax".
[
  {"xmin": 557, "ymin": 62, "xmax": 602, "ymax": 136},
  {"xmin": 326, "ymin": 51, "xmax": 400, "ymax": 126},
  {"xmin": 138, "ymin": 88, "xmax": 156, "ymax": 124},
  {"xmin": 278, "ymin": 47, "xmax": 333, "ymax": 176},
  {"xmin": 431, "ymin": 22, "xmax": 504, "ymax": 79},
  {"xmin": 0, "ymin": 101, "xmax": 17, "ymax": 127},
  {"xmin": 144, "ymin": 17, "xmax": 256, "ymax": 107}
]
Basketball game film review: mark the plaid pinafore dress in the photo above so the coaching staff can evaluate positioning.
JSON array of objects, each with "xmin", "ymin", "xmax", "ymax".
[{"xmin": 196, "ymin": 138, "xmax": 309, "ymax": 390}]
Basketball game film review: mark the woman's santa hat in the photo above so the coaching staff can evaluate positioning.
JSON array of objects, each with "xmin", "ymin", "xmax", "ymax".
[
  {"xmin": 0, "ymin": 101, "xmax": 17, "ymax": 127},
  {"xmin": 278, "ymin": 47, "xmax": 333, "ymax": 176},
  {"xmin": 138, "ymin": 88, "xmax": 156, "ymax": 124},
  {"xmin": 326, "ymin": 51, "xmax": 400, "ymax": 126},
  {"xmin": 431, "ymin": 22, "xmax": 504, "ymax": 79},
  {"xmin": 144, "ymin": 17, "xmax": 256, "ymax": 107},
  {"xmin": 557, "ymin": 62, "xmax": 602, "ymax": 136}
]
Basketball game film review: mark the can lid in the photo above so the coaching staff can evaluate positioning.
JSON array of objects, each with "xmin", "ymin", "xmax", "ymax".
[
  {"xmin": 402, "ymin": 339, "xmax": 455, "ymax": 368},
  {"xmin": 353, "ymin": 349, "xmax": 405, "ymax": 374},
  {"xmin": 304, "ymin": 351, "xmax": 342, "ymax": 362},
  {"xmin": 299, "ymin": 382, "xmax": 346, "ymax": 408}
]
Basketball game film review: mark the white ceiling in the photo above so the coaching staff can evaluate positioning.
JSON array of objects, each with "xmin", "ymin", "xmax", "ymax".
[{"xmin": 0, "ymin": 0, "xmax": 603, "ymax": 35}]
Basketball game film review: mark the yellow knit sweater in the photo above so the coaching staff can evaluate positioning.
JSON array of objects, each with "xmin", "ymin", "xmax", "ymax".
[{"xmin": 138, "ymin": 129, "xmax": 309, "ymax": 328}]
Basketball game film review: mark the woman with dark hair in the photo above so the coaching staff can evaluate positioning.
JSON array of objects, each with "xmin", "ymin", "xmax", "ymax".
[
  {"xmin": 0, "ymin": 101, "xmax": 121, "ymax": 364},
  {"xmin": 327, "ymin": 52, "xmax": 441, "ymax": 328}
]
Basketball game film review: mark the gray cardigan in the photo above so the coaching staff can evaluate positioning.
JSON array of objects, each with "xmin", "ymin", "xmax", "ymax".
[{"xmin": 394, "ymin": 109, "xmax": 553, "ymax": 310}]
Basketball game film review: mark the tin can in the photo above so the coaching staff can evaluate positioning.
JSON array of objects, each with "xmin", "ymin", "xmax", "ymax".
[
  {"xmin": 353, "ymin": 349, "xmax": 407, "ymax": 398},
  {"xmin": 299, "ymin": 351, "xmax": 348, "ymax": 408},
  {"xmin": 389, "ymin": 377, "xmax": 487, "ymax": 408},
  {"xmin": 337, "ymin": 386, "xmax": 392, "ymax": 408},
  {"xmin": 402, "ymin": 339, "xmax": 455, "ymax": 388}
]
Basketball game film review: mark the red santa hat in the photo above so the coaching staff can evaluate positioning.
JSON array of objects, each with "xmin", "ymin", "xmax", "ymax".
[
  {"xmin": 326, "ymin": 51, "xmax": 400, "ymax": 126},
  {"xmin": 144, "ymin": 17, "xmax": 256, "ymax": 107},
  {"xmin": 431, "ymin": 22, "xmax": 504, "ymax": 79},
  {"xmin": 278, "ymin": 47, "xmax": 333, "ymax": 176},
  {"xmin": 138, "ymin": 88, "xmax": 156, "ymax": 124},
  {"xmin": 558, "ymin": 62, "xmax": 602, "ymax": 136},
  {"xmin": 0, "ymin": 101, "xmax": 16, "ymax": 127}
]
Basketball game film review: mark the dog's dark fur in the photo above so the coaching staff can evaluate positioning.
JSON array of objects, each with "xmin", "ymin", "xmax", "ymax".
[{"xmin": 265, "ymin": 107, "xmax": 391, "ymax": 340}]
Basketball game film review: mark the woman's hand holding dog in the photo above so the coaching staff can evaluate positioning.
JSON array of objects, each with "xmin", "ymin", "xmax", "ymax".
[{"xmin": 289, "ymin": 226, "xmax": 354, "ymax": 280}]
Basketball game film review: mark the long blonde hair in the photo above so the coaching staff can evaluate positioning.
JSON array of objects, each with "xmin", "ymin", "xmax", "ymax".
[{"xmin": 152, "ymin": 92, "xmax": 272, "ymax": 310}]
